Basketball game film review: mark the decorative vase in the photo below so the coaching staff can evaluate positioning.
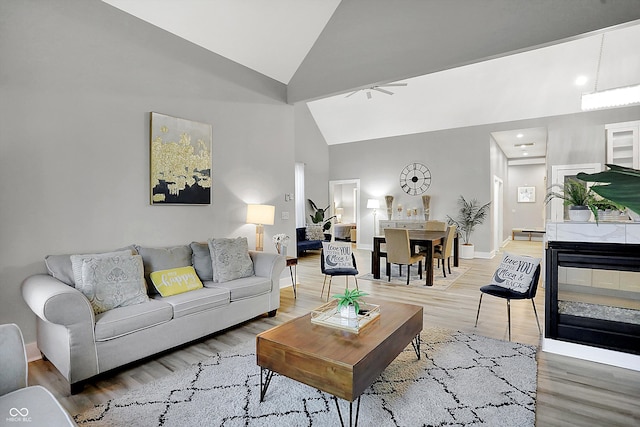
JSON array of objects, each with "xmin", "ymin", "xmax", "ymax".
[
  {"xmin": 385, "ymin": 195, "xmax": 394, "ymax": 220},
  {"xmin": 460, "ymin": 243, "xmax": 474, "ymax": 259},
  {"xmin": 422, "ymin": 195, "xmax": 431, "ymax": 220},
  {"xmin": 339, "ymin": 304, "xmax": 358, "ymax": 327},
  {"xmin": 275, "ymin": 243, "xmax": 287, "ymax": 255},
  {"xmin": 568, "ymin": 206, "xmax": 591, "ymax": 222}
]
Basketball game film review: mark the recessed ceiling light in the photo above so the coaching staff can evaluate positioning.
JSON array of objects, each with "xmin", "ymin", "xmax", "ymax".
[
  {"xmin": 523, "ymin": 152, "xmax": 529, "ymax": 156},
  {"xmin": 575, "ymin": 75, "xmax": 589, "ymax": 86},
  {"xmin": 516, "ymin": 133, "xmax": 524, "ymax": 138}
]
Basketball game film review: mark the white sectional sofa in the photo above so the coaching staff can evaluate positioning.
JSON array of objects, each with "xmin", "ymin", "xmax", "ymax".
[{"xmin": 21, "ymin": 239, "xmax": 285, "ymax": 393}]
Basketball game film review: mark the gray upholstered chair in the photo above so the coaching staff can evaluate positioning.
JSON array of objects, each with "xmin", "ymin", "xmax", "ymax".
[
  {"xmin": 0, "ymin": 323, "xmax": 77, "ymax": 426},
  {"xmin": 384, "ymin": 228, "xmax": 424, "ymax": 285},
  {"xmin": 434, "ymin": 225, "xmax": 457, "ymax": 277}
]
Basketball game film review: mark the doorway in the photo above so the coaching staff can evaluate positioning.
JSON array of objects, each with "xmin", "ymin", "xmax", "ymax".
[
  {"xmin": 329, "ymin": 179, "xmax": 360, "ymax": 246},
  {"xmin": 493, "ymin": 175, "xmax": 504, "ymax": 254}
]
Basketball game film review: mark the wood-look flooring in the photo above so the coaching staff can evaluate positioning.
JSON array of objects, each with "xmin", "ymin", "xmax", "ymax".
[{"xmin": 28, "ymin": 240, "xmax": 640, "ymax": 426}]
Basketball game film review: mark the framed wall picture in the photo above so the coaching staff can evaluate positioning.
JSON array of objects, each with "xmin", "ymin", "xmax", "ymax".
[
  {"xmin": 517, "ymin": 186, "xmax": 536, "ymax": 203},
  {"xmin": 150, "ymin": 112, "xmax": 212, "ymax": 205}
]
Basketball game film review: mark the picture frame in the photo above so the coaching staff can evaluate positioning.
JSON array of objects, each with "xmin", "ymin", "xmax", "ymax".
[
  {"xmin": 150, "ymin": 112, "xmax": 212, "ymax": 205},
  {"xmin": 517, "ymin": 186, "xmax": 536, "ymax": 203}
]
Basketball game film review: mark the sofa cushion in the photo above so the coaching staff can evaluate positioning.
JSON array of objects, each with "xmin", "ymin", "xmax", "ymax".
[
  {"xmin": 190, "ymin": 242, "xmax": 214, "ymax": 281},
  {"xmin": 45, "ymin": 245, "xmax": 137, "ymax": 286},
  {"xmin": 208, "ymin": 237, "xmax": 254, "ymax": 283},
  {"xmin": 74, "ymin": 254, "xmax": 149, "ymax": 315},
  {"xmin": 205, "ymin": 276, "xmax": 271, "ymax": 301},
  {"xmin": 153, "ymin": 287, "xmax": 229, "ymax": 319},
  {"xmin": 135, "ymin": 245, "xmax": 193, "ymax": 294},
  {"xmin": 70, "ymin": 249, "xmax": 136, "ymax": 289},
  {"xmin": 94, "ymin": 299, "xmax": 173, "ymax": 342},
  {"xmin": 150, "ymin": 266, "xmax": 203, "ymax": 297}
]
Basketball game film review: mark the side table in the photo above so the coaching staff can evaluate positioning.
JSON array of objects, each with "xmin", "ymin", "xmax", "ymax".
[{"xmin": 285, "ymin": 256, "xmax": 298, "ymax": 298}]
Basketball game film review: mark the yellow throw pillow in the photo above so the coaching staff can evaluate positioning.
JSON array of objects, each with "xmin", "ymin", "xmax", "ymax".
[{"xmin": 150, "ymin": 266, "xmax": 203, "ymax": 297}]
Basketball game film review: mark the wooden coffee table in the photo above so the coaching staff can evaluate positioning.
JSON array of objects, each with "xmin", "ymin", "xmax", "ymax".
[{"xmin": 256, "ymin": 299, "xmax": 423, "ymax": 426}]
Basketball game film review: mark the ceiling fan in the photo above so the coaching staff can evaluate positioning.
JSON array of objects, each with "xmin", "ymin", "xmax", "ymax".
[{"xmin": 346, "ymin": 83, "xmax": 408, "ymax": 99}]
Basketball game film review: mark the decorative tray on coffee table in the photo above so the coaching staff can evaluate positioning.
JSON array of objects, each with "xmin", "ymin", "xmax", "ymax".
[{"xmin": 310, "ymin": 300, "xmax": 380, "ymax": 333}]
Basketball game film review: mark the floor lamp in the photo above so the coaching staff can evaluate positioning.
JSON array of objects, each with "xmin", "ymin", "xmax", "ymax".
[
  {"xmin": 367, "ymin": 199, "xmax": 380, "ymax": 235},
  {"xmin": 246, "ymin": 204, "xmax": 275, "ymax": 251}
]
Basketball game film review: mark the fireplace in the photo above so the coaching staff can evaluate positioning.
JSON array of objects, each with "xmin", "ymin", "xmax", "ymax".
[{"xmin": 545, "ymin": 240, "xmax": 640, "ymax": 355}]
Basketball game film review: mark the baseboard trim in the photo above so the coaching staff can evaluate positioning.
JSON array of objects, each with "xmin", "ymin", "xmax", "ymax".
[{"xmin": 25, "ymin": 341, "xmax": 42, "ymax": 362}]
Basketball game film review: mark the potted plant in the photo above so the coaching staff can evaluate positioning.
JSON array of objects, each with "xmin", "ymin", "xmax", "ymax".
[
  {"xmin": 332, "ymin": 288, "xmax": 368, "ymax": 327},
  {"xmin": 308, "ymin": 199, "xmax": 336, "ymax": 233},
  {"xmin": 446, "ymin": 196, "xmax": 491, "ymax": 259},
  {"xmin": 577, "ymin": 164, "xmax": 640, "ymax": 222},
  {"xmin": 544, "ymin": 178, "xmax": 597, "ymax": 222}
]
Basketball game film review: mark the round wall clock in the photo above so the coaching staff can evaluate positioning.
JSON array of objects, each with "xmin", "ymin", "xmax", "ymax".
[{"xmin": 399, "ymin": 163, "xmax": 431, "ymax": 195}]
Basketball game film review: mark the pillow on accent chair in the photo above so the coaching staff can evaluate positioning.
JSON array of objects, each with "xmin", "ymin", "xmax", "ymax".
[
  {"xmin": 490, "ymin": 252, "xmax": 541, "ymax": 293},
  {"xmin": 208, "ymin": 237, "xmax": 254, "ymax": 283},
  {"xmin": 322, "ymin": 241, "xmax": 355, "ymax": 269},
  {"xmin": 74, "ymin": 254, "xmax": 149, "ymax": 314},
  {"xmin": 150, "ymin": 266, "xmax": 204, "ymax": 297},
  {"xmin": 305, "ymin": 224, "xmax": 325, "ymax": 241}
]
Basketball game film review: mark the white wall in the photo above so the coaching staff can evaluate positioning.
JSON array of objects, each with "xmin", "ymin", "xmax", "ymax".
[{"xmin": 0, "ymin": 0, "xmax": 295, "ymax": 342}]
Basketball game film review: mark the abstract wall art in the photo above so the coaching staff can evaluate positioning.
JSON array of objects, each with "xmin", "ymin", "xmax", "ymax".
[{"xmin": 150, "ymin": 112, "xmax": 212, "ymax": 205}]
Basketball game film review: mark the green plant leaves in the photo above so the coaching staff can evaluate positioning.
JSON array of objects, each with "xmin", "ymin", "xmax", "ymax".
[
  {"xmin": 332, "ymin": 288, "xmax": 368, "ymax": 313},
  {"xmin": 577, "ymin": 165, "xmax": 640, "ymax": 215}
]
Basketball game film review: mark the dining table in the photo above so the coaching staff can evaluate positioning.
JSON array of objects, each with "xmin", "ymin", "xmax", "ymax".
[{"xmin": 371, "ymin": 230, "xmax": 459, "ymax": 286}]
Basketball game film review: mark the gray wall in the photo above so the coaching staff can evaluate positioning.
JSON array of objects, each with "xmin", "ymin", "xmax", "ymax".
[
  {"xmin": 328, "ymin": 127, "xmax": 493, "ymax": 253},
  {"xmin": 0, "ymin": 0, "xmax": 295, "ymax": 342},
  {"xmin": 507, "ymin": 163, "xmax": 546, "ymax": 233}
]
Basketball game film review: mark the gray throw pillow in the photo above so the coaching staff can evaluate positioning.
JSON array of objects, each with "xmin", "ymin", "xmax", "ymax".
[
  {"xmin": 190, "ymin": 242, "xmax": 214, "ymax": 281},
  {"xmin": 77, "ymin": 254, "xmax": 149, "ymax": 314},
  {"xmin": 46, "ymin": 245, "xmax": 137, "ymax": 286},
  {"xmin": 306, "ymin": 224, "xmax": 324, "ymax": 241},
  {"xmin": 135, "ymin": 245, "xmax": 193, "ymax": 294},
  {"xmin": 208, "ymin": 237, "xmax": 254, "ymax": 283},
  {"xmin": 71, "ymin": 250, "xmax": 137, "ymax": 289}
]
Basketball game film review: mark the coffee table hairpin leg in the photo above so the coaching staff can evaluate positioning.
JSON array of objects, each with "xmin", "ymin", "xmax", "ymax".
[
  {"xmin": 411, "ymin": 334, "xmax": 421, "ymax": 359},
  {"xmin": 259, "ymin": 368, "xmax": 275, "ymax": 402},
  {"xmin": 334, "ymin": 395, "xmax": 361, "ymax": 427}
]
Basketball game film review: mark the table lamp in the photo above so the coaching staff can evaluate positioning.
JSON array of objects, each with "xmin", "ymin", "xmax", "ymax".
[{"xmin": 246, "ymin": 204, "xmax": 275, "ymax": 251}]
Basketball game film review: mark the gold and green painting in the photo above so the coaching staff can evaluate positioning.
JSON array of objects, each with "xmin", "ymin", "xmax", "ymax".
[{"xmin": 150, "ymin": 112, "xmax": 212, "ymax": 205}]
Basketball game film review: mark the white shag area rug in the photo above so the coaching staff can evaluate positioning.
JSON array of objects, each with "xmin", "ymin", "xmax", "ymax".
[{"xmin": 75, "ymin": 327, "xmax": 537, "ymax": 426}]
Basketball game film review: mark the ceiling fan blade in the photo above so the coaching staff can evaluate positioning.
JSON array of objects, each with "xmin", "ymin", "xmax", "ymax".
[
  {"xmin": 366, "ymin": 91, "xmax": 372, "ymax": 99},
  {"xmin": 379, "ymin": 83, "xmax": 408, "ymax": 87},
  {"xmin": 345, "ymin": 90, "xmax": 360, "ymax": 98},
  {"xmin": 373, "ymin": 87, "xmax": 394, "ymax": 95}
]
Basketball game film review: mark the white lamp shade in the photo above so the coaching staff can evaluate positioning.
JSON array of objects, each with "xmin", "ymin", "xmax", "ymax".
[
  {"xmin": 246, "ymin": 204, "xmax": 275, "ymax": 225},
  {"xmin": 367, "ymin": 199, "xmax": 380, "ymax": 209},
  {"xmin": 335, "ymin": 207, "xmax": 344, "ymax": 215}
]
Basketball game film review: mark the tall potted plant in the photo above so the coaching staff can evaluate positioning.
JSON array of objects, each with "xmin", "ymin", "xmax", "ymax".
[
  {"xmin": 446, "ymin": 196, "xmax": 491, "ymax": 259},
  {"xmin": 544, "ymin": 178, "xmax": 596, "ymax": 222},
  {"xmin": 308, "ymin": 199, "xmax": 336, "ymax": 233}
]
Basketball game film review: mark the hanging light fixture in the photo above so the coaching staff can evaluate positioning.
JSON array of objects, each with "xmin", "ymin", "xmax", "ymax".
[{"xmin": 581, "ymin": 34, "xmax": 640, "ymax": 110}]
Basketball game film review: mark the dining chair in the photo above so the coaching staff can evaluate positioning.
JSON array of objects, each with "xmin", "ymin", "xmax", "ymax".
[
  {"xmin": 320, "ymin": 246, "xmax": 359, "ymax": 300},
  {"xmin": 433, "ymin": 225, "xmax": 457, "ymax": 277},
  {"xmin": 474, "ymin": 264, "xmax": 542, "ymax": 341},
  {"xmin": 384, "ymin": 228, "xmax": 424, "ymax": 285},
  {"xmin": 425, "ymin": 220, "xmax": 447, "ymax": 231}
]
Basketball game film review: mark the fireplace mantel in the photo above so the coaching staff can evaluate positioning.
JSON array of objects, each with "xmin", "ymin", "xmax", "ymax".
[{"xmin": 543, "ymin": 221, "xmax": 640, "ymax": 371}]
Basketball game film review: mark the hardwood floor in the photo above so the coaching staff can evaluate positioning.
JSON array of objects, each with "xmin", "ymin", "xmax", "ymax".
[{"xmin": 28, "ymin": 240, "xmax": 640, "ymax": 426}]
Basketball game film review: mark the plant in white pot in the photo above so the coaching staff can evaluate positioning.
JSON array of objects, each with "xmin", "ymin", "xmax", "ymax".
[
  {"xmin": 577, "ymin": 164, "xmax": 640, "ymax": 222},
  {"xmin": 332, "ymin": 288, "xmax": 368, "ymax": 327},
  {"xmin": 544, "ymin": 178, "xmax": 597, "ymax": 222},
  {"xmin": 446, "ymin": 196, "xmax": 491, "ymax": 259}
]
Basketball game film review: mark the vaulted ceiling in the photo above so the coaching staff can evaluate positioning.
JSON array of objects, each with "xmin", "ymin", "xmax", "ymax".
[{"xmin": 101, "ymin": 0, "xmax": 640, "ymax": 156}]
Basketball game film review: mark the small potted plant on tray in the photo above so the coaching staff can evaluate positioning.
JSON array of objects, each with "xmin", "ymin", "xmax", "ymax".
[{"xmin": 332, "ymin": 288, "xmax": 368, "ymax": 326}]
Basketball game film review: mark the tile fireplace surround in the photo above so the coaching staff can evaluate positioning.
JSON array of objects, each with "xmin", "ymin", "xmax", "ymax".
[{"xmin": 544, "ymin": 222, "xmax": 640, "ymax": 371}]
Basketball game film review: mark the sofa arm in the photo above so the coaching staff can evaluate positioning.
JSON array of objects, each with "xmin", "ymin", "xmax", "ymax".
[
  {"xmin": 22, "ymin": 274, "xmax": 95, "ymax": 326},
  {"xmin": 249, "ymin": 251, "xmax": 286, "ymax": 287},
  {"xmin": 21, "ymin": 274, "xmax": 99, "ymax": 385}
]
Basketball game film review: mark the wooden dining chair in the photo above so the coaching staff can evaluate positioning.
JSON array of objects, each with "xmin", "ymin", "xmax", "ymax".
[
  {"xmin": 434, "ymin": 225, "xmax": 456, "ymax": 277},
  {"xmin": 384, "ymin": 228, "xmax": 424, "ymax": 285},
  {"xmin": 425, "ymin": 220, "xmax": 447, "ymax": 231}
]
